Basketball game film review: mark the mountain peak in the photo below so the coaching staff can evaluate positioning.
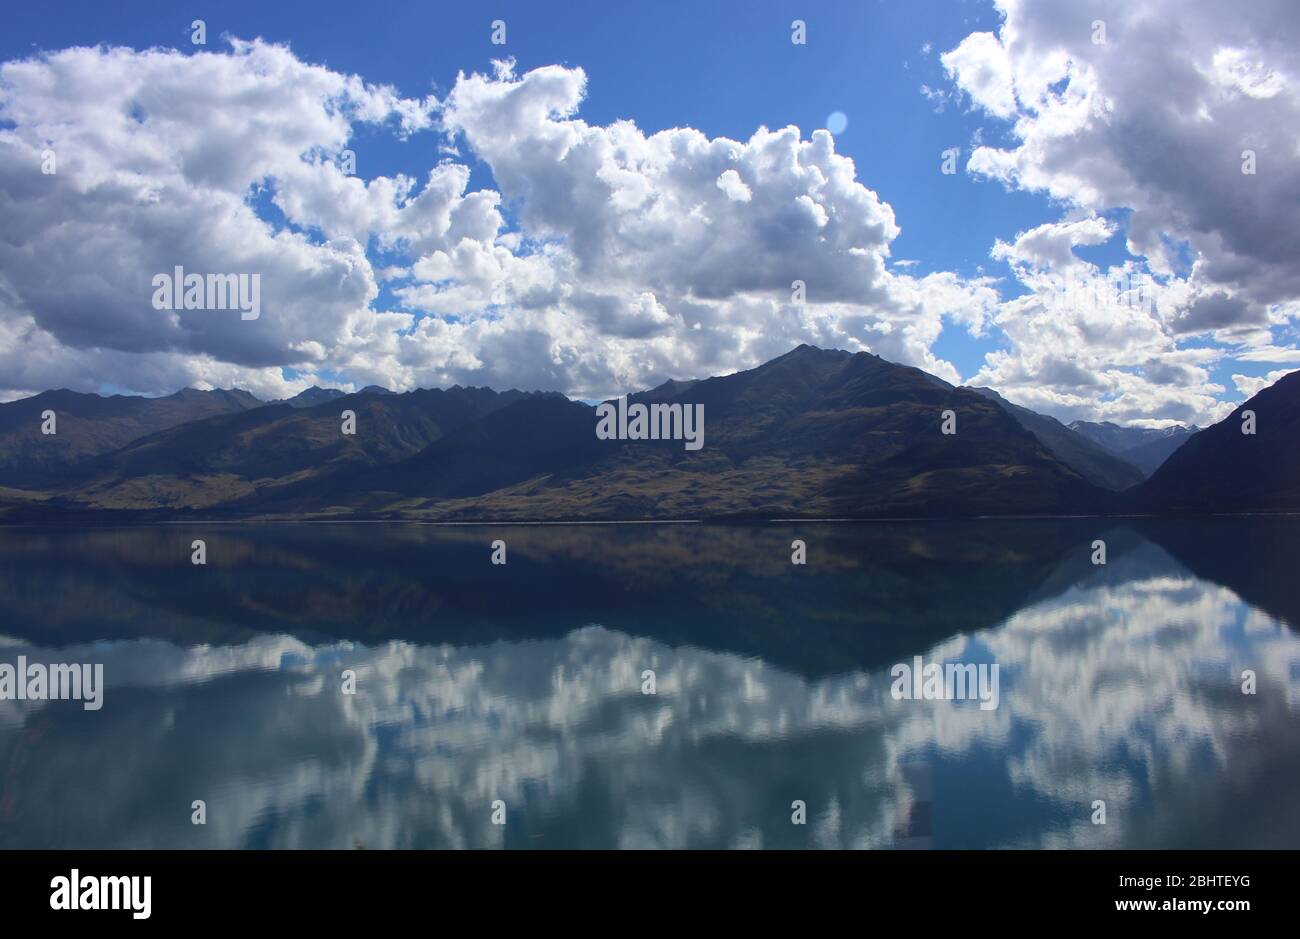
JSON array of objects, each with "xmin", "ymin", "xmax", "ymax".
[{"xmin": 782, "ymin": 343, "xmax": 851, "ymax": 360}]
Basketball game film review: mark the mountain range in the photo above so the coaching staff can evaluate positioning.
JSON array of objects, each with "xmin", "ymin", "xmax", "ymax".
[
  {"xmin": 1068, "ymin": 419, "xmax": 1198, "ymax": 475},
  {"xmin": 0, "ymin": 345, "xmax": 1295, "ymax": 521}
]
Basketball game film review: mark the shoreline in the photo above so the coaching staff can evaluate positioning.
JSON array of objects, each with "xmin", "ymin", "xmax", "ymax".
[{"xmin": 3, "ymin": 510, "xmax": 1300, "ymax": 528}]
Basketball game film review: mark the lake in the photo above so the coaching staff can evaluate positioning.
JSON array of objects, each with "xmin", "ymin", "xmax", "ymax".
[{"xmin": 1, "ymin": 518, "xmax": 1298, "ymax": 849}]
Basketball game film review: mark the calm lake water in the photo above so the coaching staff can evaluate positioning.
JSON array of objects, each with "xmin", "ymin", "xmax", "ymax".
[{"xmin": 1, "ymin": 519, "xmax": 1298, "ymax": 849}]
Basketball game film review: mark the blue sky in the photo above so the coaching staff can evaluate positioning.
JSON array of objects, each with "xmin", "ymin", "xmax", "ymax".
[
  {"xmin": 1, "ymin": 0, "xmax": 1296, "ymax": 424},
  {"xmin": 0, "ymin": 0, "xmax": 1053, "ymax": 381}
]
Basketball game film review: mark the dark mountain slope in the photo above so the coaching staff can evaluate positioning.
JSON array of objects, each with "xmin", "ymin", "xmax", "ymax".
[
  {"xmin": 0, "ymin": 387, "xmax": 264, "ymax": 486},
  {"xmin": 969, "ymin": 387, "xmax": 1146, "ymax": 491},
  {"xmin": 2, "ymin": 346, "xmax": 1131, "ymax": 520},
  {"xmin": 346, "ymin": 345, "xmax": 1109, "ymax": 521},
  {"xmin": 1131, "ymin": 369, "xmax": 1300, "ymax": 513},
  {"xmin": 51, "ymin": 386, "xmax": 526, "ymax": 510},
  {"xmin": 373, "ymin": 394, "xmax": 606, "ymax": 499}
]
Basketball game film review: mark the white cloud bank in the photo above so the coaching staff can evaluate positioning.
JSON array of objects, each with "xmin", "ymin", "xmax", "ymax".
[
  {"xmin": 1, "ymin": 2, "xmax": 1297, "ymax": 424},
  {"xmin": 0, "ymin": 43, "xmax": 997, "ymax": 403},
  {"xmin": 943, "ymin": 0, "xmax": 1300, "ymax": 423}
]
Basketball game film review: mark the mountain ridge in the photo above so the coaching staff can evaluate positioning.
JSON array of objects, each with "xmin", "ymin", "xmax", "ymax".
[
  {"xmin": 1129, "ymin": 369, "xmax": 1300, "ymax": 513},
  {"xmin": 1069, "ymin": 419, "xmax": 1198, "ymax": 475},
  {"xmin": 1, "ymin": 347, "xmax": 1295, "ymax": 521}
]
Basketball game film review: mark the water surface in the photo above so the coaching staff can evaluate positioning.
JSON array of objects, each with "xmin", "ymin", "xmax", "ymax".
[{"xmin": 1, "ymin": 519, "xmax": 1297, "ymax": 849}]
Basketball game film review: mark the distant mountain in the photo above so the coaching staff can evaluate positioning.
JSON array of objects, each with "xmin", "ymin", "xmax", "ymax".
[
  {"xmin": 9, "ymin": 347, "xmax": 1293, "ymax": 522},
  {"xmin": 968, "ymin": 387, "xmax": 1145, "ymax": 491},
  {"xmin": 1118, "ymin": 429, "xmax": 1199, "ymax": 475},
  {"xmin": 293, "ymin": 344, "xmax": 1108, "ymax": 520},
  {"xmin": 1131, "ymin": 370, "xmax": 1300, "ymax": 513},
  {"xmin": 282, "ymin": 387, "xmax": 347, "ymax": 408},
  {"xmin": 1069, "ymin": 419, "xmax": 1197, "ymax": 475},
  {"xmin": 0, "ymin": 387, "xmax": 263, "ymax": 487},
  {"xmin": 51, "ymin": 385, "xmax": 526, "ymax": 511}
]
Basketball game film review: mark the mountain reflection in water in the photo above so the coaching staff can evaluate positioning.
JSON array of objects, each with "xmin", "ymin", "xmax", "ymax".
[{"xmin": 0, "ymin": 519, "xmax": 1297, "ymax": 849}]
